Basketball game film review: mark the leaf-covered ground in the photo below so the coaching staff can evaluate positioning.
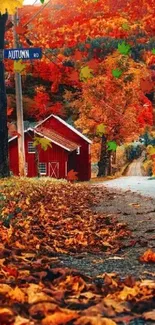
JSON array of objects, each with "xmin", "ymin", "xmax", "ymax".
[{"xmin": 0, "ymin": 178, "xmax": 154, "ymax": 325}]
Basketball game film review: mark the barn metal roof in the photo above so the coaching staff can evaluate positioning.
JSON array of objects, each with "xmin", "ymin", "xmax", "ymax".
[
  {"xmin": 34, "ymin": 126, "xmax": 80, "ymax": 152},
  {"xmin": 35, "ymin": 114, "xmax": 92, "ymax": 144}
]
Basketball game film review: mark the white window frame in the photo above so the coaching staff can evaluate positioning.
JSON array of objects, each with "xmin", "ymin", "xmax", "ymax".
[
  {"xmin": 39, "ymin": 162, "xmax": 47, "ymax": 175},
  {"xmin": 76, "ymin": 147, "xmax": 80, "ymax": 155},
  {"xmin": 28, "ymin": 141, "xmax": 35, "ymax": 153}
]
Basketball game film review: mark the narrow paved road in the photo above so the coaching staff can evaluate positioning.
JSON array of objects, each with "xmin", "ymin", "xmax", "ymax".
[
  {"xmin": 96, "ymin": 176, "xmax": 155, "ymax": 198},
  {"xmin": 126, "ymin": 156, "xmax": 144, "ymax": 176}
]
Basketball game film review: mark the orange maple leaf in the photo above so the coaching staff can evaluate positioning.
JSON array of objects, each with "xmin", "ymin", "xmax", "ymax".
[
  {"xmin": 139, "ymin": 249, "xmax": 155, "ymax": 263},
  {"xmin": 140, "ymin": 77, "xmax": 154, "ymax": 93},
  {"xmin": 67, "ymin": 169, "xmax": 78, "ymax": 182},
  {"xmin": 73, "ymin": 50, "xmax": 83, "ymax": 61},
  {"xmin": 15, "ymin": 25, "xmax": 28, "ymax": 35},
  {"xmin": 68, "ymin": 70, "xmax": 79, "ymax": 83},
  {"xmin": 87, "ymin": 59, "xmax": 99, "ymax": 73},
  {"xmin": 7, "ymin": 107, "xmax": 13, "ymax": 116}
]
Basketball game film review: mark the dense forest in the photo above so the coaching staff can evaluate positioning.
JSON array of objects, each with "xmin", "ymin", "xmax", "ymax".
[{"xmin": 2, "ymin": 0, "xmax": 155, "ymax": 175}]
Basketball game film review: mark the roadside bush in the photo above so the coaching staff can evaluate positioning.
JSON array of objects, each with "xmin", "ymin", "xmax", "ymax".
[
  {"xmin": 116, "ymin": 146, "xmax": 126, "ymax": 168},
  {"xmin": 142, "ymin": 159, "xmax": 153, "ymax": 176},
  {"xmin": 125, "ymin": 144, "xmax": 143, "ymax": 162}
]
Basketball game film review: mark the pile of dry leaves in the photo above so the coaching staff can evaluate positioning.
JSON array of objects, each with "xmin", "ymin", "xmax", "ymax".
[
  {"xmin": 0, "ymin": 178, "xmax": 130, "ymax": 255},
  {"xmin": 0, "ymin": 178, "xmax": 154, "ymax": 325}
]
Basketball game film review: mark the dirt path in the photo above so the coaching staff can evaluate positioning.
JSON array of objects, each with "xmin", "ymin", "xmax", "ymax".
[
  {"xmin": 53, "ymin": 187, "xmax": 155, "ymax": 281},
  {"xmin": 126, "ymin": 155, "xmax": 144, "ymax": 176}
]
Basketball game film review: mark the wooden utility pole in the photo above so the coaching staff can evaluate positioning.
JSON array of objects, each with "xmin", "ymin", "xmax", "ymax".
[{"xmin": 13, "ymin": 11, "xmax": 26, "ymax": 176}]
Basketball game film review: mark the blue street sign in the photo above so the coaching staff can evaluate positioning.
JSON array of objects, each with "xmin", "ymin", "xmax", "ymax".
[{"xmin": 4, "ymin": 48, "xmax": 42, "ymax": 60}]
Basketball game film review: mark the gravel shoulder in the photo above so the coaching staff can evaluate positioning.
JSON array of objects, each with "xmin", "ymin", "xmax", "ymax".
[{"xmin": 55, "ymin": 186, "xmax": 155, "ymax": 280}]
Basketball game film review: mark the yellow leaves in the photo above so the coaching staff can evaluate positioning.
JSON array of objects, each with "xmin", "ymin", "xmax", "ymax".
[
  {"xmin": 117, "ymin": 285, "xmax": 139, "ymax": 300},
  {"xmin": 0, "ymin": 284, "xmax": 11, "ymax": 295},
  {"xmin": 96, "ymin": 123, "xmax": 107, "ymax": 137},
  {"xmin": 80, "ymin": 66, "xmax": 93, "ymax": 81},
  {"xmin": 14, "ymin": 315, "xmax": 33, "ymax": 325},
  {"xmin": 27, "ymin": 283, "xmax": 53, "ymax": 304},
  {"xmin": 103, "ymin": 298, "xmax": 129, "ymax": 314},
  {"xmin": 0, "ymin": 0, "xmax": 23, "ymax": 14},
  {"xmin": 8, "ymin": 287, "xmax": 25, "ymax": 303},
  {"xmin": 0, "ymin": 284, "xmax": 25, "ymax": 303},
  {"xmin": 26, "ymin": 198, "xmax": 30, "ymax": 205},
  {"xmin": 33, "ymin": 136, "xmax": 52, "ymax": 151},
  {"xmin": 143, "ymin": 310, "xmax": 155, "ymax": 321},
  {"xmin": 14, "ymin": 60, "xmax": 26, "ymax": 74},
  {"xmin": 0, "ymin": 178, "xmax": 155, "ymax": 324},
  {"xmin": 147, "ymin": 145, "xmax": 155, "ymax": 156},
  {"xmin": 140, "ymin": 279, "xmax": 155, "ymax": 289},
  {"xmin": 75, "ymin": 316, "xmax": 116, "ymax": 325},
  {"xmin": 152, "ymin": 161, "xmax": 155, "ymax": 176},
  {"xmin": 42, "ymin": 309, "xmax": 78, "ymax": 325}
]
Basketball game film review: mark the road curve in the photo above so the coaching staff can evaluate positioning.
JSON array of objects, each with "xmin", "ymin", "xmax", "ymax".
[
  {"xmin": 94, "ymin": 176, "xmax": 155, "ymax": 198},
  {"xmin": 125, "ymin": 156, "xmax": 144, "ymax": 176}
]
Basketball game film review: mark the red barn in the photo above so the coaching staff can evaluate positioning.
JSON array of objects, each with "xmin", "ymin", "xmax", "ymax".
[{"xmin": 8, "ymin": 114, "xmax": 92, "ymax": 181}]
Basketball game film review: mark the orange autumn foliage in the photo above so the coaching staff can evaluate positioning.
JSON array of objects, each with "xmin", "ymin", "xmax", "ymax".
[
  {"xmin": 74, "ymin": 53, "xmax": 153, "ymax": 145},
  {"xmin": 140, "ymin": 249, "xmax": 155, "ymax": 263}
]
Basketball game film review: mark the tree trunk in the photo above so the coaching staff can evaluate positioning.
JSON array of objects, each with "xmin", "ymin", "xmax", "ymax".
[
  {"xmin": 107, "ymin": 150, "xmax": 112, "ymax": 175},
  {"xmin": 35, "ymin": 147, "xmax": 40, "ymax": 177},
  {"xmin": 97, "ymin": 135, "xmax": 108, "ymax": 177},
  {"xmin": 0, "ymin": 14, "xmax": 10, "ymax": 177}
]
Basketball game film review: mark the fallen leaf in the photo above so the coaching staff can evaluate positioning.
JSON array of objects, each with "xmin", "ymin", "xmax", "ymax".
[
  {"xmin": 139, "ymin": 249, "xmax": 155, "ymax": 263},
  {"xmin": 117, "ymin": 286, "xmax": 139, "ymax": 300},
  {"xmin": 14, "ymin": 315, "xmax": 34, "ymax": 325},
  {"xmin": 8, "ymin": 286, "xmax": 26, "ymax": 303},
  {"xmin": 75, "ymin": 316, "xmax": 117, "ymax": 325},
  {"xmin": 0, "ymin": 308, "xmax": 15, "ymax": 323},
  {"xmin": 143, "ymin": 310, "xmax": 155, "ymax": 320},
  {"xmin": 42, "ymin": 310, "xmax": 78, "ymax": 325}
]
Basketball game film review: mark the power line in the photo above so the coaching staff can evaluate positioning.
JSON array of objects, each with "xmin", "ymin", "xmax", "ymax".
[
  {"xmin": 23, "ymin": 0, "xmax": 52, "ymax": 28},
  {"xmin": 6, "ymin": 0, "xmax": 52, "ymax": 33},
  {"xmin": 19, "ymin": 0, "xmax": 39, "ymax": 20}
]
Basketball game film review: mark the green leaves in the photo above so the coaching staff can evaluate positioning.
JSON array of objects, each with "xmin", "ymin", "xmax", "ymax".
[
  {"xmin": 152, "ymin": 48, "xmax": 155, "ymax": 55},
  {"xmin": 112, "ymin": 69, "xmax": 123, "ymax": 78},
  {"xmin": 118, "ymin": 41, "xmax": 131, "ymax": 55},
  {"xmin": 33, "ymin": 137, "xmax": 52, "ymax": 151},
  {"xmin": 107, "ymin": 141, "xmax": 117, "ymax": 151},
  {"xmin": 40, "ymin": 0, "xmax": 45, "ymax": 3}
]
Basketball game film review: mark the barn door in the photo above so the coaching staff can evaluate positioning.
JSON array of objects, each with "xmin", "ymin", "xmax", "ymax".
[{"xmin": 48, "ymin": 162, "xmax": 59, "ymax": 178}]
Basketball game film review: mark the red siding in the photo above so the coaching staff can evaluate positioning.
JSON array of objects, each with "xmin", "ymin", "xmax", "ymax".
[
  {"xmin": 9, "ymin": 140, "xmax": 19, "ymax": 175},
  {"xmin": 8, "ymin": 116, "xmax": 91, "ymax": 181},
  {"xmin": 40, "ymin": 117, "xmax": 91, "ymax": 181},
  {"xmin": 9, "ymin": 131, "xmax": 68, "ymax": 179}
]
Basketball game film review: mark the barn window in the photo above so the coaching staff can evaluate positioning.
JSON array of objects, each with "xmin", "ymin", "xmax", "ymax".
[
  {"xmin": 28, "ymin": 142, "xmax": 35, "ymax": 153},
  {"xmin": 76, "ymin": 147, "xmax": 80, "ymax": 155},
  {"xmin": 39, "ymin": 163, "xmax": 47, "ymax": 175}
]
